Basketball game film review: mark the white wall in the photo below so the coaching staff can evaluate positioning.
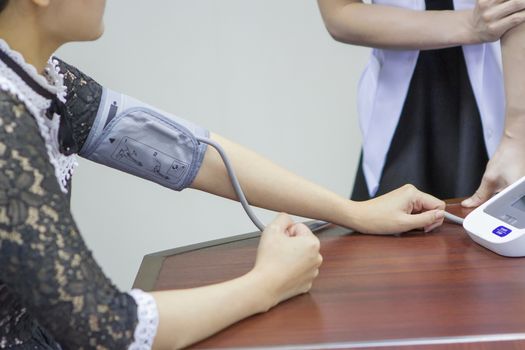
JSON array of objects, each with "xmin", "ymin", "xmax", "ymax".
[{"xmin": 57, "ymin": 0, "xmax": 369, "ymax": 289}]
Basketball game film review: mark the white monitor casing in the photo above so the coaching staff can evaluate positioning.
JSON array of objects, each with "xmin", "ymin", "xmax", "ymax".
[{"xmin": 463, "ymin": 176, "xmax": 525, "ymax": 257}]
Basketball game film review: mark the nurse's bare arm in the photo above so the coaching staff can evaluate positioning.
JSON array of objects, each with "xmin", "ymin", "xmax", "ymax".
[
  {"xmin": 317, "ymin": 0, "xmax": 525, "ymax": 50},
  {"xmin": 501, "ymin": 23, "xmax": 525, "ymax": 128},
  {"xmin": 462, "ymin": 22, "xmax": 525, "ymax": 207}
]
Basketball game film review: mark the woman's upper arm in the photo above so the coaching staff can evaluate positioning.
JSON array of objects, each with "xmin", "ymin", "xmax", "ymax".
[
  {"xmin": 0, "ymin": 92, "xmax": 141, "ymax": 348},
  {"xmin": 55, "ymin": 58, "xmax": 104, "ymax": 151}
]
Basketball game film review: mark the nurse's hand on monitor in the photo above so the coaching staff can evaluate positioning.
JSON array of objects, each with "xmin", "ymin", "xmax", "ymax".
[
  {"xmin": 351, "ymin": 184, "xmax": 446, "ymax": 235},
  {"xmin": 463, "ymin": 135, "xmax": 525, "ymax": 208}
]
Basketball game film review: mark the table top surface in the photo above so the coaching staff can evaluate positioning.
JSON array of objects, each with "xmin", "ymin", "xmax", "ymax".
[{"xmin": 134, "ymin": 203, "xmax": 525, "ymax": 349}]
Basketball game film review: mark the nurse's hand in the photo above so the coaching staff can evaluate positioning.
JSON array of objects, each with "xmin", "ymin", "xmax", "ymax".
[
  {"xmin": 462, "ymin": 136, "xmax": 525, "ymax": 208},
  {"xmin": 470, "ymin": 0, "xmax": 525, "ymax": 43},
  {"xmin": 353, "ymin": 185, "xmax": 446, "ymax": 235}
]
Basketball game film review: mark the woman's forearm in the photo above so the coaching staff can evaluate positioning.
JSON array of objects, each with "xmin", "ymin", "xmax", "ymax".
[
  {"xmin": 317, "ymin": 0, "xmax": 475, "ymax": 50},
  {"xmin": 151, "ymin": 214, "xmax": 323, "ymax": 349},
  {"xmin": 151, "ymin": 271, "xmax": 270, "ymax": 350},
  {"xmin": 190, "ymin": 132, "xmax": 360, "ymax": 228}
]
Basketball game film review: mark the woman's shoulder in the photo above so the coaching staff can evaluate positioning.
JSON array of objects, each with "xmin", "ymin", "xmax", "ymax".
[
  {"xmin": 0, "ymin": 81, "xmax": 36, "ymax": 119},
  {"xmin": 0, "ymin": 78, "xmax": 62, "ymax": 194},
  {"xmin": 0, "ymin": 80, "xmax": 43, "ymax": 147},
  {"xmin": 0, "ymin": 80, "xmax": 33, "ymax": 123},
  {"xmin": 53, "ymin": 57, "xmax": 103, "ymax": 94}
]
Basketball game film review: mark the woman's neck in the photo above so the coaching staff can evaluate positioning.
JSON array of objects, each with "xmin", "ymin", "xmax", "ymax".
[{"xmin": 0, "ymin": 12, "xmax": 58, "ymax": 73}]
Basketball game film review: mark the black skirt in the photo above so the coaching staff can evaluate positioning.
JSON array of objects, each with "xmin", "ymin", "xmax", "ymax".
[{"xmin": 351, "ymin": 0, "xmax": 488, "ymax": 201}]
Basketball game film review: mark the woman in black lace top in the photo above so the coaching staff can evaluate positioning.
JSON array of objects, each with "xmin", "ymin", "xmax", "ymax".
[{"xmin": 0, "ymin": 0, "xmax": 447, "ymax": 349}]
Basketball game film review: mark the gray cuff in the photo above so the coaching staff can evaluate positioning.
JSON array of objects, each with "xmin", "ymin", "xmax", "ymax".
[{"xmin": 80, "ymin": 88, "xmax": 209, "ymax": 192}]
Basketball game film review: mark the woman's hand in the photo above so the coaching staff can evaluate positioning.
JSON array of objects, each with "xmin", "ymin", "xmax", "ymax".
[
  {"xmin": 352, "ymin": 185, "xmax": 446, "ymax": 235},
  {"xmin": 470, "ymin": 0, "xmax": 525, "ymax": 43},
  {"xmin": 251, "ymin": 213, "xmax": 323, "ymax": 309}
]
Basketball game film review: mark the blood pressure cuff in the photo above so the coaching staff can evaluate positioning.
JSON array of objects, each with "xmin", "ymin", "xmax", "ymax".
[{"xmin": 79, "ymin": 88, "xmax": 209, "ymax": 191}]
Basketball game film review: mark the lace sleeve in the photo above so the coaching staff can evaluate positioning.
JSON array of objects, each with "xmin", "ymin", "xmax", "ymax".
[
  {"xmin": 0, "ymin": 91, "xmax": 152, "ymax": 349},
  {"xmin": 54, "ymin": 58, "xmax": 103, "ymax": 151}
]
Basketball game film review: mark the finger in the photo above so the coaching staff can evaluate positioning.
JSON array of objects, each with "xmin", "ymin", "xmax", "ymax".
[
  {"xmin": 288, "ymin": 223, "xmax": 314, "ymax": 237},
  {"xmin": 489, "ymin": 11, "xmax": 525, "ymax": 34},
  {"xmin": 403, "ymin": 209, "xmax": 445, "ymax": 231},
  {"xmin": 316, "ymin": 254, "xmax": 324, "ymax": 267},
  {"xmin": 266, "ymin": 213, "xmax": 294, "ymax": 235},
  {"xmin": 477, "ymin": 0, "xmax": 510, "ymax": 15},
  {"xmin": 485, "ymin": 0, "xmax": 525, "ymax": 22},
  {"xmin": 424, "ymin": 219, "xmax": 445, "ymax": 233},
  {"xmin": 461, "ymin": 177, "xmax": 498, "ymax": 208},
  {"xmin": 413, "ymin": 190, "xmax": 446, "ymax": 212},
  {"xmin": 302, "ymin": 282, "xmax": 313, "ymax": 294}
]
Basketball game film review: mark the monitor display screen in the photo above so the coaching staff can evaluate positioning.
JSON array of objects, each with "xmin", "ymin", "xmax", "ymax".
[{"xmin": 511, "ymin": 196, "xmax": 525, "ymax": 212}]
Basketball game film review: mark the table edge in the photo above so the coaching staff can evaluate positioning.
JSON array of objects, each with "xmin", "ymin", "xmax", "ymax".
[{"xmin": 201, "ymin": 333, "xmax": 525, "ymax": 349}]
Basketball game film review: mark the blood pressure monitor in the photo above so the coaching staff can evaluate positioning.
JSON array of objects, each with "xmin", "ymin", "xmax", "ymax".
[{"xmin": 464, "ymin": 176, "xmax": 525, "ymax": 257}]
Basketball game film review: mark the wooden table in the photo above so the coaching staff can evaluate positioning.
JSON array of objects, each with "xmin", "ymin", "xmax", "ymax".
[{"xmin": 133, "ymin": 203, "xmax": 525, "ymax": 349}]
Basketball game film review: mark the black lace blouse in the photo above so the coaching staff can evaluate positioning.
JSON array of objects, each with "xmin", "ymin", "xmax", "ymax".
[{"xmin": 0, "ymin": 59, "xmax": 144, "ymax": 349}]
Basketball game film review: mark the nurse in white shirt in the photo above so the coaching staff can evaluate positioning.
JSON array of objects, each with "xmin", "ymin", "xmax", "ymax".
[{"xmin": 318, "ymin": 0, "xmax": 525, "ymax": 206}]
